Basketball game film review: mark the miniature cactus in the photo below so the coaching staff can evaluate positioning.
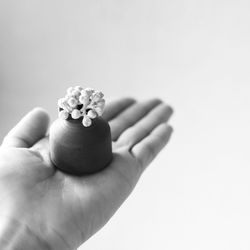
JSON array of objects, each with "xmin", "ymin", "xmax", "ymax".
[{"xmin": 49, "ymin": 85, "xmax": 112, "ymax": 175}]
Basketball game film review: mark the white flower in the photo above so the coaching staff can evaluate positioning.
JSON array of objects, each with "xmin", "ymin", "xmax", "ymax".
[
  {"xmin": 58, "ymin": 86, "xmax": 106, "ymax": 126},
  {"xmin": 57, "ymin": 98, "xmax": 65, "ymax": 108},
  {"xmin": 68, "ymin": 97, "xmax": 78, "ymax": 108},
  {"xmin": 59, "ymin": 110, "xmax": 69, "ymax": 120},
  {"xmin": 79, "ymin": 95, "xmax": 90, "ymax": 106},
  {"xmin": 82, "ymin": 115, "xmax": 92, "ymax": 127},
  {"xmin": 95, "ymin": 107, "xmax": 104, "ymax": 116},
  {"xmin": 87, "ymin": 109, "xmax": 97, "ymax": 119},
  {"xmin": 96, "ymin": 99, "xmax": 105, "ymax": 108},
  {"xmin": 60, "ymin": 100, "xmax": 72, "ymax": 113},
  {"xmin": 71, "ymin": 90, "xmax": 81, "ymax": 97},
  {"xmin": 85, "ymin": 87, "xmax": 95, "ymax": 95},
  {"xmin": 67, "ymin": 87, "xmax": 74, "ymax": 95},
  {"xmin": 75, "ymin": 86, "xmax": 83, "ymax": 91},
  {"xmin": 71, "ymin": 109, "xmax": 82, "ymax": 119},
  {"xmin": 95, "ymin": 91, "xmax": 104, "ymax": 99}
]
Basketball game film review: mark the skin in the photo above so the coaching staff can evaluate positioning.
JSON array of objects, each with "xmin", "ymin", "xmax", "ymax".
[{"xmin": 0, "ymin": 98, "xmax": 173, "ymax": 250}]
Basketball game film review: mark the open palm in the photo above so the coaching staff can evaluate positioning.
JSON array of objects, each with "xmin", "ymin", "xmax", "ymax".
[{"xmin": 0, "ymin": 98, "xmax": 173, "ymax": 250}]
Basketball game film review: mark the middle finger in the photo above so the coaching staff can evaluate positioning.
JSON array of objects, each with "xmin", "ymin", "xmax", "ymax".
[{"xmin": 109, "ymin": 98, "xmax": 162, "ymax": 141}]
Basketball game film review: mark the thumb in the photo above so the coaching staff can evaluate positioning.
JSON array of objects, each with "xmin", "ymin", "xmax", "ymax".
[{"xmin": 2, "ymin": 107, "xmax": 50, "ymax": 148}]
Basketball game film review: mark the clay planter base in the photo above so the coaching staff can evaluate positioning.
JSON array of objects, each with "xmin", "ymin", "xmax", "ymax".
[{"xmin": 49, "ymin": 117, "xmax": 112, "ymax": 175}]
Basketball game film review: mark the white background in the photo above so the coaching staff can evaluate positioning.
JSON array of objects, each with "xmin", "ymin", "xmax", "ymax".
[{"xmin": 1, "ymin": 1, "xmax": 250, "ymax": 249}]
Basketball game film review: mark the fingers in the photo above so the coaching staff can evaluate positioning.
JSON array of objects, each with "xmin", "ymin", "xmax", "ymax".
[
  {"xmin": 117, "ymin": 103, "xmax": 173, "ymax": 148},
  {"xmin": 109, "ymin": 98, "xmax": 162, "ymax": 141},
  {"xmin": 2, "ymin": 107, "xmax": 50, "ymax": 148},
  {"xmin": 72, "ymin": 124, "xmax": 173, "ymax": 230},
  {"xmin": 102, "ymin": 98, "xmax": 136, "ymax": 121},
  {"xmin": 131, "ymin": 123, "xmax": 173, "ymax": 171}
]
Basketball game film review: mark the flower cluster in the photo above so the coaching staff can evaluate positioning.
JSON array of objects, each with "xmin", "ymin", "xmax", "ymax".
[{"xmin": 57, "ymin": 86, "xmax": 105, "ymax": 127}]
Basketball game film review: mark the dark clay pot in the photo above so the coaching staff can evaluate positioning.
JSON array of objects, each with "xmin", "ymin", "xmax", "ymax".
[{"xmin": 49, "ymin": 117, "xmax": 112, "ymax": 175}]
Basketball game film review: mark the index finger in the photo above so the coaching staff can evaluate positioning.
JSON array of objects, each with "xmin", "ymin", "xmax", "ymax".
[{"xmin": 102, "ymin": 98, "xmax": 136, "ymax": 121}]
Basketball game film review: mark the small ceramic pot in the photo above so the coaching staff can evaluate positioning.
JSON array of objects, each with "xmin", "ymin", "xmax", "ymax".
[{"xmin": 49, "ymin": 117, "xmax": 112, "ymax": 175}]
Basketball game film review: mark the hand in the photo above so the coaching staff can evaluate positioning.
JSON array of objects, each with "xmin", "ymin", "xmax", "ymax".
[{"xmin": 0, "ymin": 98, "xmax": 173, "ymax": 250}]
